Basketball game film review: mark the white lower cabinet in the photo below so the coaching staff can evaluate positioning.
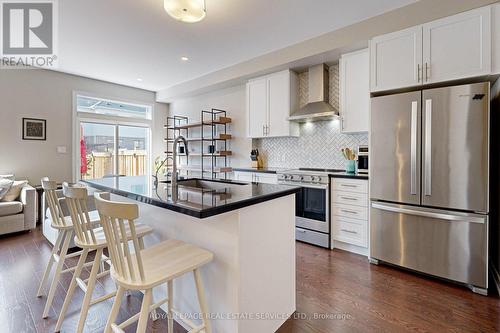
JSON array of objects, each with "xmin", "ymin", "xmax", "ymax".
[
  {"xmin": 233, "ymin": 171, "xmax": 278, "ymax": 184},
  {"xmin": 331, "ymin": 178, "xmax": 369, "ymax": 255}
]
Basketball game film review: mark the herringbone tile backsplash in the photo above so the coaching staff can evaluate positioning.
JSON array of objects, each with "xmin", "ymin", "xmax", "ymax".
[{"xmin": 253, "ymin": 64, "xmax": 368, "ymax": 170}]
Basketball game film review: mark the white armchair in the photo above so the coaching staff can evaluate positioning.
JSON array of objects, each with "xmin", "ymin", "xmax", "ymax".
[{"xmin": 0, "ymin": 184, "xmax": 37, "ymax": 235}]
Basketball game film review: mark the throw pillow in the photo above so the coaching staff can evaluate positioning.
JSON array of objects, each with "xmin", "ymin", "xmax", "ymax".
[
  {"xmin": 1, "ymin": 180, "xmax": 28, "ymax": 202},
  {"xmin": 0, "ymin": 179, "xmax": 14, "ymax": 200}
]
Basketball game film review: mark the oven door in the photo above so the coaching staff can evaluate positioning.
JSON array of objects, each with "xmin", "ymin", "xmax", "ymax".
[
  {"xmin": 357, "ymin": 155, "xmax": 369, "ymax": 172},
  {"xmin": 295, "ymin": 184, "xmax": 329, "ymax": 233}
]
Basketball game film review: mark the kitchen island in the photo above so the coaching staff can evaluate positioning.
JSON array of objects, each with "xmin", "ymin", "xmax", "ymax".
[{"xmin": 83, "ymin": 176, "xmax": 300, "ymax": 333}]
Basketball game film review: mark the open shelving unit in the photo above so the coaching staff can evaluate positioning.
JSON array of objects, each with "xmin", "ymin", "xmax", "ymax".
[{"xmin": 164, "ymin": 108, "xmax": 232, "ymax": 179}]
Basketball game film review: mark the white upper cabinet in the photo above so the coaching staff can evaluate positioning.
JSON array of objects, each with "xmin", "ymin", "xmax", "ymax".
[
  {"xmin": 489, "ymin": 3, "xmax": 499, "ymax": 74},
  {"xmin": 340, "ymin": 49, "xmax": 370, "ymax": 133},
  {"xmin": 247, "ymin": 79, "xmax": 268, "ymax": 138},
  {"xmin": 246, "ymin": 70, "xmax": 299, "ymax": 138},
  {"xmin": 370, "ymin": 26, "xmax": 423, "ymax": 92},
  {"xmin": 268, "ymin": 71, "xmax": 293, "ymax": 137},
  {"xmin": 370, "ymin": 5, "xmax": 493, "ymax": 92},
  {"xmin": 423, "ymin": 6, "xmax": 491, "ymax": 84}
]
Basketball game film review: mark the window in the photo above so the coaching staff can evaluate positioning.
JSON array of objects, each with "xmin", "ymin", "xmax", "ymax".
[
  {"xmin": 117, "ymin": 126, "xmax": 148, "ymax": 177},
  {"xmin": 80, "ymin": 123, "xmax": 116, "ymax": 179},
  {"xmin": 75, "ymin": 93, "xmax": 153, "ymax": 181},
  {"xmin": 76, "ymin": 95, "xmax": 152, "ymax": 120}
]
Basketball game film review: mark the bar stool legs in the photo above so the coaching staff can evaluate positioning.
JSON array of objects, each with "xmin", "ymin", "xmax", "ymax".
[
  {"xmin": 76, "ymin": 247, "xmax": 104, "ymax": 333},
  {"xmin": 36, "ymin": 230, "xmax": 64, "ymax": 297},
  {"xmin": 167, "ymin": 280, "xmax": 174, "ymax": 333},
  {"xmin": 37, "ymin": 229, "xmax": 73, "ymax": 318},
  {"xmin": 136, "ymin": 289, "xmax": 153, "ymax": 333},
  {"xmin": 54, "ymin": 248, "xmax": 89, "ymax": 331},
  {"xmin": 194, "ymin": 269, "xmax": 212, "ymax": 333},
  {"xmin": 104, "ymin": 286, "xmax": 125, "ymax": 333}
]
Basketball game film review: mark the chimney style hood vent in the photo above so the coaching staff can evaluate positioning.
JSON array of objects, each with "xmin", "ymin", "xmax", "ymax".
[{"xmin": 288, "ymin": 64, "xmax": 339, "ymax": 122}]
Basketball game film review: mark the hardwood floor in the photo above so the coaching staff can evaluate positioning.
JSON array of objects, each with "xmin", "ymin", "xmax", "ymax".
[
  {"xmin": 278, "ymin": 242, "xmax": 500, "ymax": 333},
  {"xmin": 1, "ymin": 227, "xmax": 500, "ymax": 333}
]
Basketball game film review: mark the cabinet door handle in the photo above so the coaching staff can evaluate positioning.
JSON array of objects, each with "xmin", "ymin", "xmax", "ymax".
[
  {"xmin": 262, "ymin": 125, "xmax": 266, "ymax": 136},
  {"xmin": 425, "ymin": 62, "xmax": 430, "ymax": 81},
  {"xmin": 341, "ymin": 209, "xmax": 358, "ymax": 215},
  {"xmin": 340, "ymin": 196, "xmax": 357, "ymax": 201},
  {"xmin": 340, "ymin": 229, "xmax": 358, "ymax": 234},
  {"xmin": 340, "ymin": 184, "xmax": 357, "ymax": 188},
  {"xmin": 417, "ymin": 64, "xmax": 421, "ymax": 82}
]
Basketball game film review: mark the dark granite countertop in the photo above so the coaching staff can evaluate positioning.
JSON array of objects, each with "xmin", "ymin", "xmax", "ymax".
[
  {"xmin": 232, "ymin": 167, "xmax": 287, "ymax": 174},
  {"xmin": 233, "ymin": 167, "xmax": 369, "ymax": 180},
  {"xmin": 82, "ymin": 176, "xmax": 300, "ymax": 219}
]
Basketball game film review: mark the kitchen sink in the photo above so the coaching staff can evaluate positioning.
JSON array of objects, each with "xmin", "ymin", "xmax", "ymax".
[{"xmin": 161, "ymin": 178, "xmax": 248, "ymax": 192}]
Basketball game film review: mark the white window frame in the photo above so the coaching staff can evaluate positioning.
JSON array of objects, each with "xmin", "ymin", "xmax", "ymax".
[{"xmin": 72, "ymin": 91, "xmax": 154, "ymax": 182}]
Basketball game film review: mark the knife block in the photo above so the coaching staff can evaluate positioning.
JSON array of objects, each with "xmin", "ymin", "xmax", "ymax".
[{"xmin": 251, "ymin": 156, "xmax": 263, "ymax": 168}]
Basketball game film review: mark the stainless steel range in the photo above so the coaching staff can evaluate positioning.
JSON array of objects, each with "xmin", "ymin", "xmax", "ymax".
[{"xmin": 278, "ymin": 168, "xmax": 343, "ymax": 248}]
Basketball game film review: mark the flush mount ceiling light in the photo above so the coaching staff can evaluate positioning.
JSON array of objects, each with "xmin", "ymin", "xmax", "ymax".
[
  {"xmin": 164, "ymin": 0, "xmax": 206, "ymax": 23},
  {"xmin": 181, "ymin": 56, "xmax": 189, "ymax": 61}
]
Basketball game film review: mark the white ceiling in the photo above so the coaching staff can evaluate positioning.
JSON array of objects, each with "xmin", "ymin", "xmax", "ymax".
[{"xmin": 58, "ymin": 0, "xmax": 417, "ymax": 91}]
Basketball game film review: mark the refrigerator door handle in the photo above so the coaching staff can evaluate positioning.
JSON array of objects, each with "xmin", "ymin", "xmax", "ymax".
[
  {"xmin": 424, "ymin": 99, "xmax": 432, "ymax": 196},
  {"xmin": 371, "ymin": 202, "xmax": 486, "ymax": 224},
  {"xmin": 410, "ymin": 101, "xmax": 418, "ymax": 195}
]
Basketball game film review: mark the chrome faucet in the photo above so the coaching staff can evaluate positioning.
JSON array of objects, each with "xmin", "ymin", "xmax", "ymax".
[{"xmin": 172, "ymin": 135, "xmax": 188, "ymax": 188}]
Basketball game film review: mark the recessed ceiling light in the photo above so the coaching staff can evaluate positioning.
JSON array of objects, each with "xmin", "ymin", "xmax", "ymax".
[
  {"xmin": 137, "ymin": 78, "xmax": 143, "ymax": 82},
  {"xmin": 181, "ymin": 56, "xmax": 189, "ymax": 61}
]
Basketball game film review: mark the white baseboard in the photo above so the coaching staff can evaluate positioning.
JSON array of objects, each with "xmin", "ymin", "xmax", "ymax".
[
  {"xmin": 491, "ymin": 263, "xmax": 500, "ymax": 296},
  {"xmin": 332, "ymin": 240, "xmax": 368, "ymax": 256}
]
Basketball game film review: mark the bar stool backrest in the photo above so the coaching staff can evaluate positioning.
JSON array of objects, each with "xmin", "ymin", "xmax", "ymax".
[
  {"xmin": 62, "ymin": 182, "xmax": 97, "ymax": 246},
  {"xmin": 41, "ymin": 177, "xmax": 67, "ymax": 228},
  {"xmin": 94, "ymin": 192, "xmax": 145, "ymax": 283}
]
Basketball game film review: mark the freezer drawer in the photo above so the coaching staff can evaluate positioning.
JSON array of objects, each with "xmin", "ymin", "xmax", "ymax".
[{"xmin": 370, "ymin": 202, "xmax": 488, "ymax": 289}]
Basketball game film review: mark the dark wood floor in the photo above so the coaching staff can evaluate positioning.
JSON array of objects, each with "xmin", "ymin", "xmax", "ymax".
[{"xmin": 1, "ymin": 228, "xmax": 500, "ymax": 333}]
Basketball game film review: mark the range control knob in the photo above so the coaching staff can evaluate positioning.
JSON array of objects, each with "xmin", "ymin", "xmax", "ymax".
[
  {"xmin": 311, "ymin": 176, "xmax": 316, "ymax": 182},
  {"xmin": 317, "ymin": 177, "xmax": 322, "ymax": 183}
]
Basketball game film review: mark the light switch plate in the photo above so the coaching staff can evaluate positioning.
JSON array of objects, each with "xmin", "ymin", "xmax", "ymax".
[{"xmin": 57, "ymin": 146, "xmax": 67, "ymax": 154}]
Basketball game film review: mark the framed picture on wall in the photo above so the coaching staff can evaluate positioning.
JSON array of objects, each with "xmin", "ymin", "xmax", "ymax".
[{"xmin": 22, "ymin": 118, "xmax": 46, "ymax": 141}]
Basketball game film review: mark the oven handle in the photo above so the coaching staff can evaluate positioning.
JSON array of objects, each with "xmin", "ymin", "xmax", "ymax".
[{"xmin": 278, "ymin": 182, "xmax": 329, "ymax": 190}]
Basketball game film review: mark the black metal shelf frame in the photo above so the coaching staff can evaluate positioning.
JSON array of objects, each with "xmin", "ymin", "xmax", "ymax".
[{"xmin": 165, "ymin": 109, "xmax": 230, "ymax": 180}]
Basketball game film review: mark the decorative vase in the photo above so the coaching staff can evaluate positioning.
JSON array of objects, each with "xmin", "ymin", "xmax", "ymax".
[{"xmin": 346, "ymin": 160, "xmax": 356, "ymax": 174}]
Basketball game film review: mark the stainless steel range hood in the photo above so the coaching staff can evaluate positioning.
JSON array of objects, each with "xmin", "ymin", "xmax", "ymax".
[{"xmin": 288, "ymin": 64, "xmax": 339, "ymax": 122}]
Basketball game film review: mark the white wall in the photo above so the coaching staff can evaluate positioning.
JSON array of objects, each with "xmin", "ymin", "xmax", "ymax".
[
  {"xmin": 0, "ymin": 69, "xmax": 168, "ymax": 185},
  {"xmin": 168, "ymin": 84, "xmax": 252, "ymax": 168}
]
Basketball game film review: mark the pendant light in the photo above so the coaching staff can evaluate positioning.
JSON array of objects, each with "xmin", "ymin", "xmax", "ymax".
[{"xmin": 164, "ymin": 0, "xmax": 206, "ymax": 23}]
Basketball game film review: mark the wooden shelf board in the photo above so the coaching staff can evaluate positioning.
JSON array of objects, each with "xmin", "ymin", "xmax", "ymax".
[
  {"xmin": 163, "ymin": 134, "xmax": 231, "ymax": 142},
  {"xmin": 177, "ymin": 166, "xmax": 233, "ymax": 173},
  {"xmin": 163, "ymin": 117, "xmax": 231, "ymax": 130},
  {"xmin": 165, "ymin": 151, "xmax": 232, "ymax": 157}
]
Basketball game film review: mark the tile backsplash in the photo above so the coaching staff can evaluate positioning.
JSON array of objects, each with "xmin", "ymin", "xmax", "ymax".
[
  {"xmin": 253, "ymin": 64, "xmax": 368, "ymax": 170},
  {"xmin": 253, "ymin": 120, "xmax": 368, "ymax": 170}
]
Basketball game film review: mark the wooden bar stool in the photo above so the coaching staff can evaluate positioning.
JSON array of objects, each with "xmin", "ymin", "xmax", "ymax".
[
  {"xmin": 94, "ymin": 192, "xmax": 214, "ymax": 333},
  {"xmin": 36, "ymin": 178, "xmax": 102, "ymax": 319},
  {"xmin": 55, "ymin": 183, "xmax": 154, "ymax": 333}
]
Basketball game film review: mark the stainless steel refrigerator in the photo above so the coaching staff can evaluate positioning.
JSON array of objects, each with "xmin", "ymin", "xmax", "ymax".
[{"xmin": 370, "ymin": 82, "xmax": 490, "ymax": 295}]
